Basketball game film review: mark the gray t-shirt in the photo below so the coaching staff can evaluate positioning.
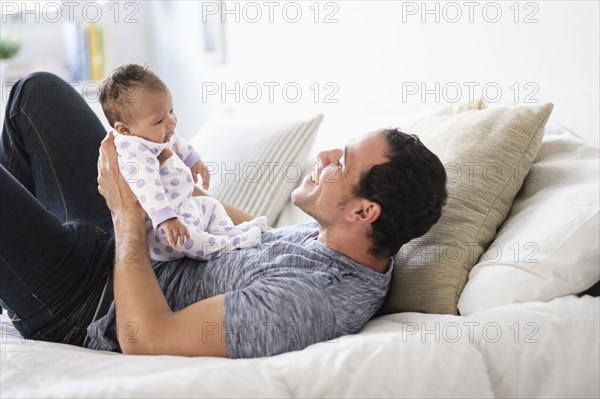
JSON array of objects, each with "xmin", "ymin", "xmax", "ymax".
[{"xmin": 86, "ymin": 221, "xmax": 392, "ymax": 358}]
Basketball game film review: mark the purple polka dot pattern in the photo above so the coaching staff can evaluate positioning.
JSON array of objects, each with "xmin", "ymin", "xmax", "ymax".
[{"xmin": 116, "ymin": 137, "xmax": 265, "ymax": 262}]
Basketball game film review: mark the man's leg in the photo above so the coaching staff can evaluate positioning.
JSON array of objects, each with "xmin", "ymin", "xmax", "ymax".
[
  {"xmin": 0, "ymin": 71, "xmax": 112, "ymax": 233},
  {"xmin": 0, "ymin": 165, "xmax": 114, "ymax": 344},
  {"xmin": 0, "ymin": 72, "xmax": 114, "ymax": 345}
]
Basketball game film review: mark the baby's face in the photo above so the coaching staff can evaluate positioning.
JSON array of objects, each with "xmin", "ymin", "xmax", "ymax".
[{"xmin": 122, "ymin": 87, "xmax": 177, "ymax": 143}]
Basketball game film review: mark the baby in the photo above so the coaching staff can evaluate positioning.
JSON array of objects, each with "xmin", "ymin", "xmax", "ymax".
[{"xmin": 99, "ymin": 64, "xmax": 267, "ymax": 261}]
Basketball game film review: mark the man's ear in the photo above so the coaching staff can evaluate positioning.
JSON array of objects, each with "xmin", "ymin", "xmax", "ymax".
[
  {"xmin": 347, "ymin": 199, "xmax": 381, "ymax": 224},
  {"xmin": 114, "ymin": 121, "xmax": 130, "ymax": 135}
]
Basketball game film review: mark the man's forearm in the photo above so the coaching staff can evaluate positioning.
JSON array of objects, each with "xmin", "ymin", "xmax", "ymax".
[{"xmin": 112, "ymin": 208, "xmax": 171, "ymax": 353}]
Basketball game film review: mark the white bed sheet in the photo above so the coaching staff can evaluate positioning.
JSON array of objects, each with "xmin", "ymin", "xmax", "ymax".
[{"xmin": 2, "ymin": 295, "xmax": 598, "ymax": 398}]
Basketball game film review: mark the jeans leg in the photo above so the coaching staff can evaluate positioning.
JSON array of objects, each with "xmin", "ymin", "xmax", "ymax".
[
  {"xmin": 0, "ymin": 72, "xmax": 115, "ymax": 345},
  {"xmin": 0, "ymin": 165, "xmax": 115, "ymax": 344},
  {"xmin": 0, "ymin": 71, "xmax": 112, "ymax": 234}
]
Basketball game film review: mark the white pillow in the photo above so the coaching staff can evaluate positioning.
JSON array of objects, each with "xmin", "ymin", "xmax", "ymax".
[
  {"xmin": 458, "ymin": 122, "xmax": 600, "ymax": 315},
  {"xmin": 189, "ymin": 110, "xmax": 323, "ymax": 223}
]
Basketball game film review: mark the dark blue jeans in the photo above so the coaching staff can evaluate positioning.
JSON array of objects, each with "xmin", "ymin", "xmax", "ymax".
[{"xmin": 0, "ymin": 72, "xmax": 115, "ymax": 346}]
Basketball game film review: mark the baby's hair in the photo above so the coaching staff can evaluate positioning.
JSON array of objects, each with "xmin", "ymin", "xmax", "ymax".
[{"xmin": 99, "ymin": 63, "xmax": 167, "ymax": 127}]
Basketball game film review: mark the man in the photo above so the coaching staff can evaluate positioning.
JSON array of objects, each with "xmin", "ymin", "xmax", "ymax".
[{"xmin": 1, "ymin": 72, "xmax": 447, "ymax": 358}]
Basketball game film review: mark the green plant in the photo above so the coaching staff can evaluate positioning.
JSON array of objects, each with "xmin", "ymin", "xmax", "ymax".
[{"xmin": 0, "ymin": 37, "xmax": 20, "ymax": 60}]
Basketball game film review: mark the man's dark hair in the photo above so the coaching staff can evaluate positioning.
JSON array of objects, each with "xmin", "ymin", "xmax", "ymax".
[
  {"xmin": 353, "ymin": 128, "xmax": 447, "ymax": 259},
  {"xmin": 99, "ymin": 63, "xmax": 167, "ymax": 127}
]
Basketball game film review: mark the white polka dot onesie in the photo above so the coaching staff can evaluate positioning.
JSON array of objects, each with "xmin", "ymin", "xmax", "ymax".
[{"xmin": 114, "ymin": 132, "xmax": 267, "ymax": 262}]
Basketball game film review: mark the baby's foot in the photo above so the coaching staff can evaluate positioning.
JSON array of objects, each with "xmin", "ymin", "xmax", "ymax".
[
  {"xmin": 249, "ymin": 216, "xmax": 268, "ymax": 230},
  {"xmin": 239, "ymin": 226, "xmax": 262, "ymax": 248}
]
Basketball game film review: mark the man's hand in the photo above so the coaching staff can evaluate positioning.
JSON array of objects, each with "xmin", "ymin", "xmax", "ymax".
[
  {"xmin": 190, "ymin": 160, "xmax": 211, "ymax": 190},
  {"xmin": 97, "ymin": 130, "xmax": 144, "ymax": 219},
  {"xmin": 159, "ymin": 218, "xmax": 190, "ymax": 247}
]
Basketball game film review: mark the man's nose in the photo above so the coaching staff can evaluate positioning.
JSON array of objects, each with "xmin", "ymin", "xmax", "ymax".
[{"xmin": 317, "ymin": 148, "xmax": 344, "ymax": 166}]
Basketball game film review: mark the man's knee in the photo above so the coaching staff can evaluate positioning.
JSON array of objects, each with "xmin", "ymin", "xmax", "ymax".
[
  {"xmin": 20, "ymin": 71, "xmax": 66, "ymax": 89},
  {"xmin": 7, "ymin": 71, "xmax": 76, "ymax": 113}
]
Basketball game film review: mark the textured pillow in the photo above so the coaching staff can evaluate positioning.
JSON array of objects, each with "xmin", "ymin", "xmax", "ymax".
[
  {"xmin": 189, "ymin": 112, "xmax": 323, "ymax": 223},
  {"xmin": 457, "ymin": 123, "xmax": 599, "ymax": 315},
  {"xmin": 379, "ymin": 103, "xmax": 554, "ymax": 315}
]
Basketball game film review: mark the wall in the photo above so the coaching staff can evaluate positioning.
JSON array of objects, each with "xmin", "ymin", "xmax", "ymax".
[
  {"xmin": 219, "ymin": 0, "xmax": 599, "ymax": 144},
  {"xmin": 2, "ymin": 1, "xmax": 598, "ymax": 145}
]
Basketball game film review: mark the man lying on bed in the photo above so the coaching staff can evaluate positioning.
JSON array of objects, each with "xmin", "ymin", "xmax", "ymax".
[{"xmin": 0, "ymin": 72, "xmax": 447, "ymax": 358}]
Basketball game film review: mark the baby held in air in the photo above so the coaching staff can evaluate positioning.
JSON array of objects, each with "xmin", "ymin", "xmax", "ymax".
[{"xmin": 99, "ymin": 64, "xmax": 267, "ymax": 261}]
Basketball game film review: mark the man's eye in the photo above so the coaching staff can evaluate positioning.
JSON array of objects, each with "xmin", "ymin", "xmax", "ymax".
[{"xmin": 155, "ymin": 119, "xmax": 164, "ymax": 125}]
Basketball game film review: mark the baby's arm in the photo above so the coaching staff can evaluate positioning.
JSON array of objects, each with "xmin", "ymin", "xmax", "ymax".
[
  {"xmin": 159, "ymin": 218, "xmax": 190, "ymax": 247},
  {"xmin": 172, "ymin": 135, "xmax": 210, "ymax": 189},
  {"xmin": 172, "ymin": 134, "xmax": 202, "ymax": 169}
]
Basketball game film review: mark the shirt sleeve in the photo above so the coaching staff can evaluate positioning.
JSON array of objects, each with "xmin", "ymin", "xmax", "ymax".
[
  {"xmin": 116, "ymin": 136, "xmax": 177, "ymax": 228},
  {"xmin": 223, "ymin": 275, "xmax": 338, "ymax": 359},
  {"xmin": 172, "ymin": 134, "xmax": 202, "ymax": 168}
]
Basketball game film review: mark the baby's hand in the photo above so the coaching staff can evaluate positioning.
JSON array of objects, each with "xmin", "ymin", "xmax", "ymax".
[
  {"xmin": 159, "ymin": 218, "xmax": 190, "ymax": 247},
  {"xmin": 190, "ymin": 160, "xmax": 211, "ymax": 190}
]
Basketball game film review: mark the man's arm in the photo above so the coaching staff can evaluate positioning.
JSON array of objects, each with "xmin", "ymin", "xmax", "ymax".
[
  {"xmin": 192, "ymin": 186, "xmax": 254, "ymax": 225},
  {"xmin": 98, "ymin": 131, "xmax": 229, "ymax": 357}
]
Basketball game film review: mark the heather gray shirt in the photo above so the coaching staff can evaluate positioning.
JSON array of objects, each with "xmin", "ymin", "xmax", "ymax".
[{"xmin": 86, "ymin": 221, "xmax": 392, "ymax": 358}]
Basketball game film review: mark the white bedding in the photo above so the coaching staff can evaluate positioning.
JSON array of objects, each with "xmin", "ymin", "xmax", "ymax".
[
  {"xmin": 1, "ymin": 295, "xmax": 598, "ymax": 398},
  {"xmin": 2, "ymin": 106, "xmax": 598, "ymax": 397}
]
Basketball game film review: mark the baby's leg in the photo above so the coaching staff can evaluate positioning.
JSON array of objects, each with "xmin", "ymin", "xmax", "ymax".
[
  {"xmin": 180, "ymin": 228, "xmax": 262, "ymax": 261},
  {"xmin": 205, "ymin": 199, "xmax": 268, "ymax": 236}
]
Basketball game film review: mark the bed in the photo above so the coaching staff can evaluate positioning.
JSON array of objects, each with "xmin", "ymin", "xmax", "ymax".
[{"xmin": 1, "ymin": 103, "xmax": 598, "ymax": 398}]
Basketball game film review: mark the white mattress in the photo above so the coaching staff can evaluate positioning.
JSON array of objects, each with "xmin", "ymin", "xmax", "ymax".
[{"xmin": 2, "ymin": 295, "xmax": 598, "ymax": 398}]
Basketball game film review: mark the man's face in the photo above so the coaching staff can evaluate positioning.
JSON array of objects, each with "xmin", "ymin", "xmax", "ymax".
[
  {"xmin": 121, "ymin": 87, "xmax": 177, "ymax": 144},
  {"xmin": 291, "ymin": 131, "xmax": 389, "ymax": 227}
]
